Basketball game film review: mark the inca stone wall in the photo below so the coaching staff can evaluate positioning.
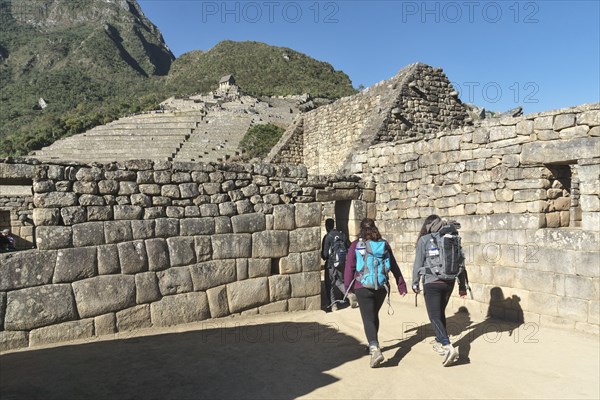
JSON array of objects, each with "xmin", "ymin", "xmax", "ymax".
[
  {"xmin": 0, "ymin": 163, "xmax": 35, "ymax": 249},
  {"xmin": 0, "ymin": 158, "xmax": 370, "ymax": 351},
  {"xmin": 267, "ymin": 63, "xmax": 470, "ymax": 175},
  {"xmin": 348, "ymin": 103, "xmax": 600, "ymax": 334}
]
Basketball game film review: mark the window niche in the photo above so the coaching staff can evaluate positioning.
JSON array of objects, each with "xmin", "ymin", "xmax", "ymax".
[{"xmin": 543, "ymin": 164, "xmax": 581, "ymax": 228}]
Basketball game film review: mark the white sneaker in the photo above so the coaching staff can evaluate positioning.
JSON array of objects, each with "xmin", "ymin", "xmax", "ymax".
[
  {"xmin": 369, "ymin": 346, "xmax": 384, "ymax": 368},
  {"xmin": 431, "ymin": 340, "xmax": 445, "ymax": 356},
  {"xmin": 442, "ymin": 344, "xmax": 459, "ymax": 367}
]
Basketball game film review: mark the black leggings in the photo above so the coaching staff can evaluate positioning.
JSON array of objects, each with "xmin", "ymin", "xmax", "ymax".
[
  {"xmin": 355, "ymin": 287, "xmax": 387, "ymax": 347},
  {"xmin": 424, "ymin": 280, "xmax": 455, "ymax": 345}
]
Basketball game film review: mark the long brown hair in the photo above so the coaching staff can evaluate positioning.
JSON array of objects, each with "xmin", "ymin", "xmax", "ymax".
[
  {"xmin": 417, "ymin": 214, "xmax": 442, "ymax": 244},
  {"xmin": 360, "ymin": 218, "xmax": 382, "ymax": 241}
]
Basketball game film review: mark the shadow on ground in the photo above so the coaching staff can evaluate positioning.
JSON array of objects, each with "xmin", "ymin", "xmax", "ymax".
[
  {"xmin": 381, "ymin": 287, "xmax": 525, "ymax": 367},
  {"xmin": 0, "ymin": 322, "xmax": 363, "ymax": 400}
]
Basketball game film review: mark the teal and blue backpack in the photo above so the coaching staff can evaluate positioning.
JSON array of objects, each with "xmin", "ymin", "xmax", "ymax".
[{"xmin": 355, "ymin": 239, "xmax": 391, "ymax": 289}]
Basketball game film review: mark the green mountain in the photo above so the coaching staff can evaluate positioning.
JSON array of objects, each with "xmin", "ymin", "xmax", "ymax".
[
  {"xmin": 167, "ymin": 41, "xmax": 357, "ymax": 99},
  {"xmin": 0, "ymin": 0, "xmax": 356, "ymax": 157}
]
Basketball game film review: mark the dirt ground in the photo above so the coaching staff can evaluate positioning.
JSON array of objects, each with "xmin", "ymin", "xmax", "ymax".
[{"xmin": 1, "ymin": 295, "xmax": 598, "ymax": 400}]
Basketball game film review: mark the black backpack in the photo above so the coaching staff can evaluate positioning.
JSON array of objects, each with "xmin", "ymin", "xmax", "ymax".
[
  {"xmin": 328, "ymin": 229, "xmax": 348, "ymax": 272},
  {"xmin": 426, "ymin": 224, "xmax": 464, "ymax": 280}
]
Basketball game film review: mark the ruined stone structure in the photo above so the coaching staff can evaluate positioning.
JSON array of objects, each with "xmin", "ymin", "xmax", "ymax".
[
  {"xmin": 268, "ymin": 63, "xmax": 600, "ymax": 334},
  {"xmin": 0, "ymin": 158, "xmax": 372, "ymax": 350},
  {"xmin": 30, "ymin": 95, "xmax": 303, "ymax": 164},
  {"xmin": 2, "ymin": 62, "xmax": 598, "ymax": 351}
]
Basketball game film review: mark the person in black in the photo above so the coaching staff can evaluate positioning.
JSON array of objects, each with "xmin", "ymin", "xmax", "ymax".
[{"xmin": 321, "ymin": 218, "xmax": 357, "ymax": 311}]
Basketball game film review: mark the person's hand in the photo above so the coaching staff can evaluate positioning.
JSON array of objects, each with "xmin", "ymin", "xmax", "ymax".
[
  {"xmin": 398, "ymin": 279, "xmax": 408, "ymax": 296},
  {"xmin": 412, "ymin": 284, "xmax": 420, "ymax": 294},
  {"xmin": 459, "ymin": 289, "xmax": 467, "ymax": 299}
]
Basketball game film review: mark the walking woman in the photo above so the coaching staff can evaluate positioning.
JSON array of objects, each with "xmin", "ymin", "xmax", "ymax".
[
  {"xmin": 412, "ymin": 214, "xmax": 467, "ymax": 367},
  {"xmin": 344, "ymin": 218, "xmax": 407, "ymax": 368}
]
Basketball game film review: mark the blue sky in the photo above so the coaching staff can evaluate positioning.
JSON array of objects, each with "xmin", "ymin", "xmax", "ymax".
[{"xmin": 139, "ymin": 0, "xmax": 600, "ymax": 114}]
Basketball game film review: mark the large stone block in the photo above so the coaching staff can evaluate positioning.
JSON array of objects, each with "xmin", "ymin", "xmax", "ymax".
[
  {"xmin": 145, "ymin": 238, "xmax": 170, "ymax": 271},
  {"xmin": 72, "ymin": 222, "xmax": 105, "ymax": 247},
  {"xmin": 269, "ymin": 275, "xmax": 291, "ymax": 302},
  {"xmin": 157, "ymin": 267, "xmax": 193, "ymax": 296},
  {"xmin": 116, "ymin": 305, "xmax": 152, "ymax": 332},
  {"xmin": 211, "ymin": 234, "xmax": 252, "ymax": 259},
  {"xmin": 117, "ymin": 241, "xmax": 148, "ymax": 274},
  {"xmin": 5, "ymin": 284, "xmax": 77, "ymax": 330},
  {"xmin": 0, "ymin": 251, "xmax": 56, "ymax": 291},
  {"xmin": 290, "ymin": 272, "xmax": 321, "ymax": 297},
  {"xmin": 0, "ymin": 331, "xmax": 29, "ymax": 352},
  {"xmin": 35, "ymin": 226, "xmax": 72, "ymax": 250},
  {"xmin": 114, "ymin": 205, "xmax": 143, "ymax": 220},
  {"xmin": 134, "ymin": 272, "xmax": 161, "ymax": 305},
  {"xmin": 231, "ymin": 213, "xmax": 266, "ymax": 233},
  {"xmin": 54, "ymin": 247, "xmax": 97, "ymax": 283},
  {"xmin": 521, "ymin": 137, "xmax": 600, "ymax": 164},
  {"xmin": 227, "ymin": 278, "xmax": 269, "ymax": 313},
  {"xmin": 33, "ymin": 192, "xmax": 78, "ymax": 208},
  {"xmin": 206, "ymin": 285, "xmax": 230, "ymax": 318},
  {"xmin": 289, "ymin": 227, "xmax": 321, "ymax": 253},
  {"xmin": 302, "ymin": 250, "xmax": 321, "ymax": 272},
  {"xmin": 180, "ymin": 218, "xmax": 215, "ymax": 236},
  {"xmin": 167, "ymin": 237, "xmax": 196, "ymax": 267},
  {"xmin": 95, "ymin": 313, "xmax": 116, "ymax": 336},
  {"xmin": 215, "ymin": 216, "xmax": 233, "ymax": 234},
  {"xmin": 72, "ymin": 275, "xmax": 136, "ymax": 318},
  {"xmin": 97, "ymin": 244, "xmax": 120, "ymax": 275},
  {"xmin": 557, "ymin": 297, "xmax": 589, "ymax": 322},
  {"xmin": 104, "ymin": 221, "xmax": 133, "ymax": 244},
  {"xmin": 279, "ymin": 253, "xmax": 302, "ymax": 274},
  {"xmin": 252, "ymin": 231, "xmax": 289, "ymax": 258},
  {"xmin": 259, "ymin": 301, "xmax": 287, "ymax": 315},
  {"xmin": 295, "ymin": 203, "xmax": 321, "ymax": 227},
  {"xmin": 150, "ymin": 292, "xmax": 210, "ymax": 327},
  {"xmin": 248, "ymin": 258, "xmax": 271, "ymax": 278},
  {"xmin": 273, "ymin": 205, "xmax": 296, "ymax": 230},
  {"xmin": 565, "ymin": 275, "xmax": 598, "ymax": 301},
  {"xmin": 155, "ymin": 218, "xmax": 180, "ymax": 238},
  {"xmin": 131, "ymin": 220, "xmax": 155, "ymax": 239},
  {"xmin": 194, "ymin": 236, "xmax": 212, "ymax": 262},
  {"xmin": 29, "ymin": 319, "xmax": 94, "ymax": 347},
  {"xmin": 33, "ymin": 208, "xmax": 60, "ymax": 226},
  {"xmin": 189, "ymin": 260, "xmax": 237, "ymax": 291}
]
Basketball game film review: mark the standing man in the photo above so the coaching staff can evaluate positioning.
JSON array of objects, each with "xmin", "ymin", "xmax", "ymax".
[{"xmin": 322, "ymin": 218, "xmax": 358, "ymax": 311}]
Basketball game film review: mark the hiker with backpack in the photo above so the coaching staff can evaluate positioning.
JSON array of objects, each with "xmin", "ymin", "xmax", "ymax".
[
  {"xmin": 344, "ymin": 218, "xmax": 408, "ymax": 368},
  {"xmin": 321, "ymin": 218, "xmax": 358, "ymax": 311},
  {"xmin": 412, "ymin": 214, "xmax": 468, "ymax": 367}
]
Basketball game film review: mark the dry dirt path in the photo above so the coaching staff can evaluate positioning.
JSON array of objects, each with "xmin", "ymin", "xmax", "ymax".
[{"xmin": 1, "ymin": 296, "xmax": 598, "ymax": 400}]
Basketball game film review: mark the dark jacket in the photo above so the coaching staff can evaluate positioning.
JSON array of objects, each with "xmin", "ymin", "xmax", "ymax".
[
  {"xmin": 321, "ymin": 229, "xmax": 348, "ymax": 267},
  {"xmin": 344, "ymin": 239, "xmax": 407, "ymax": 294}
]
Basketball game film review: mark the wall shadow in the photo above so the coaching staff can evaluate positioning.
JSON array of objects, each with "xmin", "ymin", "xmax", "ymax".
[
  {"xmin": 381, "ymin": 287, "xmax": 525, "ymax": 367},
  {"xmin": 0, "ymin": 322, "xmax": 363, "ymax": 400}
]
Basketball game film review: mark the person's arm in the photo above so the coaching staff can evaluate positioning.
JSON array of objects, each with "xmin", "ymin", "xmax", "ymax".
[
  {"xmin": 321, "ymin": 233, "xmax": 331, "ymax": 261},
  {"xmin": 387, "ymin": 242, "xmax": 407, "ymax": 295},
  {"xmin": 457, "ymin": 258, "xmax": 468, "ymax": 297},
  {"xmin": 412, "ymin": 237, "xmax": 426, "ymax": 292},
  {"xmin": 344, "ymin": 240, "xmax": 357, "ymax": 291}
]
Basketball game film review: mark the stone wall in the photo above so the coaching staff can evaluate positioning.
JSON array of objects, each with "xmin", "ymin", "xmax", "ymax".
[
  {"xmin": 0, "ymin": 159, "xmax": 369, "ymax": 351},
  {"xmin": 348, "ymin": 103, "xmax": 600, "ymax": 334},
  {"xmin": 268, "ymin": 63, "xmax": 470, "ymax": 175},
  {"xmin": 0, "ymin": 162, "xmax": 35, "ymax": 249}
]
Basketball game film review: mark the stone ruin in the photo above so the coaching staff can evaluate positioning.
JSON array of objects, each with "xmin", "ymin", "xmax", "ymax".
[{"xmin": 0, "ymin": 62, "xmax": 598, "ymax": 351}]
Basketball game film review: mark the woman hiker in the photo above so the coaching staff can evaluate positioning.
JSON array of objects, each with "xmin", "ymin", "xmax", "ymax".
[
  {"xmin": 344, "ymin": 218, "xmax": 407, "ymax": 368},
  {"xmin": 412, "ymin": 214, "xmax": 468, "ymax": 367}
]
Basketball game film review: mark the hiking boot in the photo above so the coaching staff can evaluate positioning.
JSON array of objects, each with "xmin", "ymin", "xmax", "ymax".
[
  {"xmin": 348, "ymin": 293, "xmax": 358, "ymax": 309},
  {"xmin": 442, "ymin": 344, "xmax": 459, "ymax": 367},
  {"xmin": 369, "ymin": 346, "xmax": 384, "ymax": 368},
  {"xmin": 331, "ymin": 303, "xmax": 339, "ymax": 312}
]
